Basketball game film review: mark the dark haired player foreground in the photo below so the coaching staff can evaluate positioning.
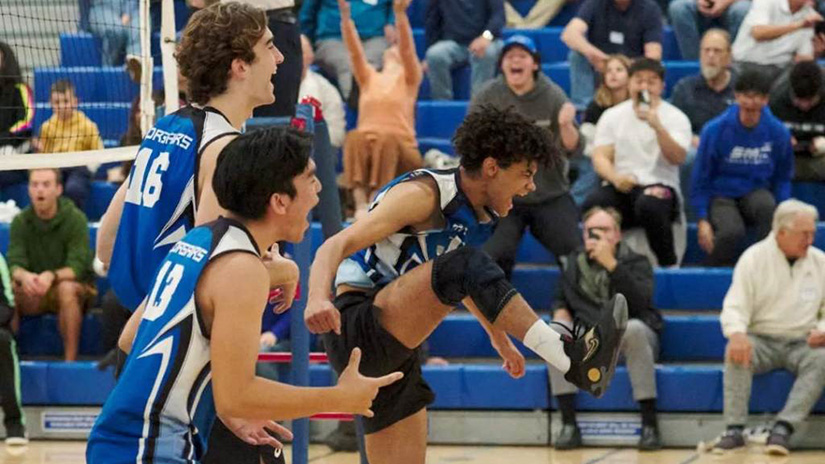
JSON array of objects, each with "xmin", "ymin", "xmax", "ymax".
[
  {"xmin": 306, "ymin": 106, "xmax": 629, "ymax": 464},
  {"xmin": 87, "ymin": 127, "xmax": 403, "ymax": 464}
]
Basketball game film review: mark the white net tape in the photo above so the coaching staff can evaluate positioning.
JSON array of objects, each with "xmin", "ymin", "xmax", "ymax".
[{"xmin": 0, "ymin": 145, "xmax": 138, "ymax": 171}]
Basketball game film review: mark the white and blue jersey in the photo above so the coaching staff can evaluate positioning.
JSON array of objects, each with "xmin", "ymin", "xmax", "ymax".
[
  {"xmin": 335, "ymin": 168, "xmax": 497, "ymax": 288},
  {"xmin": 109, "ymin": 106, "xmax": 238, "ymax": 310},
  {"xmin": 88, "ymin": 218, "xmax": 260, "ymax": 464}
]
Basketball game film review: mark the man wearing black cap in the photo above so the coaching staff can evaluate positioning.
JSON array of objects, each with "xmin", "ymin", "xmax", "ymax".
[{"xmin": 470, "ymin": 34, "xmax": 583, "ymax": 278}]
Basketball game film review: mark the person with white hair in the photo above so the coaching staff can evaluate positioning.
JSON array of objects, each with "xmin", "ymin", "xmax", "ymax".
[{"xmin": 714, "ymin": 199, "xmax": 825, "ymax": 455}]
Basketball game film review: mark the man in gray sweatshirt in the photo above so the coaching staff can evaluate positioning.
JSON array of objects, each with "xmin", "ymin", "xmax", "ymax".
[{"xmin": 470, "ymin": 35, "xmax": 583, "ymax": 276}]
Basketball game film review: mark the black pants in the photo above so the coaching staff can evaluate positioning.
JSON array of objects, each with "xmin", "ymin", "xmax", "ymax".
[
  {"xmin": 100, "ymin": 289, "xmax": 131, "ymax": 352},
  {"xmin": 483, "ymin": 194, "xmax": 582, "ymax": 278},
  {"xmin": 253, "ymin": 11, "xmax": 302, "ymax": 118},
  {"xmin": 0, "ymin": 326, "xmax": 23, "ymax": 431},
  {"xmin": 203, "ymin": 418, "xmax": 285, "ymax": 464},
  {"xmin": 707, "ymin": 189, "xmax": 776, "ymax": 267},
  {"xmin": 583, "ymin": 184, "xmax": 678, "ymax": 266}
]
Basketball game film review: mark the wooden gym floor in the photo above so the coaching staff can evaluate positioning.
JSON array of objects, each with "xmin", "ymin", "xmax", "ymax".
[{"xmin": 3, "ymin": 442, "xmax": 825, "ymax": 464}]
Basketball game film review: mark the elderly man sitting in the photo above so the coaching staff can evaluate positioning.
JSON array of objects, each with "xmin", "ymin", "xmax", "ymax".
[{"xmin": 714, "ymin": 199, "xmax": 825, "ymax": 456}]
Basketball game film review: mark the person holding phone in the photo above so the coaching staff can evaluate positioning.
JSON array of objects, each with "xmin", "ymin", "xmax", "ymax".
[
  {"xmin": 549, "ymin": 206, "xmax": 662, "ymax": 451},
  {"xmin": 583, "ymin": 58, "xmax": 692, "ymax": 267}
]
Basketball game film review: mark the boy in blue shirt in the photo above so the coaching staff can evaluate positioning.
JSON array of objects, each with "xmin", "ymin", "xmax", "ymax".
[{"xmin": 691, "ymin": 69, "xmax": 794, "ymax": 266}]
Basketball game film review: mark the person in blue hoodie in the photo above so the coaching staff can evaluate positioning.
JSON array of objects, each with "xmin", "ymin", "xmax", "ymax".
[{"xmin": 690, "ymin": 69, "xmax": 793, "ymax": 266}]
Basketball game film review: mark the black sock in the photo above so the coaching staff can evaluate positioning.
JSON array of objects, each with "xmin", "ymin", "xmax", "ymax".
[
  {"xmin": 774, "ymin": 420, "xmax": 794, "ymax": 436},
  {"xmin": 727, "ymin": 424, "xmax": 745, "ymax": 434},
  {"xmin": 556, "ymin": 394, "xmax": 577, "ymax": 425},
  {"xmin": 639, "ymin": 399, "xmax": 657, "ymax": 428}
]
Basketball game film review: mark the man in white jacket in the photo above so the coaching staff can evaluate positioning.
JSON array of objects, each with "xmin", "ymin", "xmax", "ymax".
[{"xmin": 714, "ymin": 199, "xmax": 825, "ymax": 456}]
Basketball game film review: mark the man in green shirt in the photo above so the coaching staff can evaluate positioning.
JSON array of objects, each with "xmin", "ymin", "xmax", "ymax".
[{"xmin": 8, "ymin": 168, "xmax": 94, "ymax": 362}]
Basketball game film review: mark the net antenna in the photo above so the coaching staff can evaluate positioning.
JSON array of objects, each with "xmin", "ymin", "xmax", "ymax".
[{"xmin": 159, "ymin": 0, "xmax": 180, "ymax": 119}]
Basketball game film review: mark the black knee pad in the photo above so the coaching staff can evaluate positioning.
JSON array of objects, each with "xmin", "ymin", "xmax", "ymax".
[{"xmin": 431, "ymin": 247, "xmax": 518, "ymax": 323}]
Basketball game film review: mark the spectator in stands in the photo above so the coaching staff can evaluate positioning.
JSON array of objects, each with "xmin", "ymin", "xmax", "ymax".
[
  {"xmin": 770, "ymin": 61, "xmax": 825, "ymax": 181},
  {"xmin": 549, "ymin": 207, "xmax": 662, "ymax": 451},
  {"xmin": 714, "ymin": 199, "xmax": 825, "ymax": 456},
  {"xmin": 504, "ymin": 0, "xmax": 570, "ymax": 28},
  {"xmin": 0, "ymin": 41, "xmax": 34, "ymax": 190},
  {"xmin": 300, "ymin": 0, "xmax": 396, "ymax": 100},
  {"xmin": 561, "ymin": 0, "xmax": 663, "ymax": 106},
  {"xmin": 731, "ymin": 0, "xmax": 822, "ymax": 83},
  {"xmin": 0, "ymin": 251, "xmax": 26, "ymax": 446},
  {"xmin": 7, "ymin": 169, "xmax": 94, "ymax": 362},
  {"xmin": 578, "ymin": 54, "xmax": 632, "ymax": 205},
  {"xmin": 584, "ymin": 59, "xmax": 692, "ymax": 267},
  {"xmin": 424, "ymin": 0, "xmax": 505, "ymax": 100},
  {"xmin": 668, "ymin": 0, "xmax": 751, "ymax": 60},
  {"xmin": 341, "ymin": 0, "xmax": 422, "ymax": 219},
  {"xmin": 671, "ymin": 29, "xmax": 736, "ymax": 151},
  {"xmin": 470, "ymin": 35, "xmax": 582, "ymax": 277},
  {"xmin": 33, "ymin": 80, "xmax": 105, "ymax": 211},
  {"xmin": 88, "ymin": 0, "xmax": 142, "ymax": 81},
  {"xmin": 691, "ymin": 70, "xmax": 793, "ymax": 267},
  {"xmin": 299, "ymin": 35, "xmax": 346, "ymax": 150},
  {"xmin": 670, "ymin": 29, "xmax": 736, "ymax": 211}
]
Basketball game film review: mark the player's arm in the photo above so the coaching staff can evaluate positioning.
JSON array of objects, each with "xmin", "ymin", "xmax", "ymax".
[
  {"xmin": 306, "ymin": 179, "xmax": 438, "ymax": 334},
  {"xmin": 207, "ymin": 253, "xmax": 402, "ymax": 419},
  {"xmin": 96, "ymin": 180, "xmax": 128, "ymax": 266},
  {"xmin": 464, "ymin": 297, "xmax": 525, "ymax": 378}
]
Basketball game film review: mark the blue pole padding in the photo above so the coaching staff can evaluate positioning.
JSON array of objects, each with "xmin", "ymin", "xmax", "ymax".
[{"xmin": 290, "ymin": 223, "xmax": 312, "ymax": 464}]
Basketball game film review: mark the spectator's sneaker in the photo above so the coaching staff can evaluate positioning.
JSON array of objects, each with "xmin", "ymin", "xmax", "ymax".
[
  {"xmin": 562, "ymin": 294, "xmax": 628, "ymax": 398},
  {"xmin": 554, "ymin": 423, "xmax": 582, "ymax": 450},
  {"xmin": 638, "ymin": 425, "xmax": 661, "ymax": 451},
  {"xmin": 4, "ymin": 422, "xmax": 28, "ymax": 446},
  {"xmin": 765, "ymin": 428, "xmax": 791, "ymax": 456},
  {"xmin": 711, "ymin": 429, "xmax": 746, "ymax": 454}
]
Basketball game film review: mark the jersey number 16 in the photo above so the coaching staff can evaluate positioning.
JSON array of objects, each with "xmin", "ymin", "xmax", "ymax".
[{"xmin": 125, "ymin": 147, "xmax": 170, "ymax": 208}]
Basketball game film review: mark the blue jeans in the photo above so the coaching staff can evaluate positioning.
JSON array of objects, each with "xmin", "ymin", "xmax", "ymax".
[
  {"xmin": 62, "ymin": 167, "xmax": 91, "ymax": 211},
  {"xmin": 569, "ymin": 155, "xmax": 599, "ymax": 207},
  {"xmin": 424, "ymin": 39, "xmax": 503, "ymax": 100},
  {"xmin": 569, "ymin": 50, "xmax": 596, "ymax": 107},
  {"xmin": 668, "ymin": 0, "xmax": 751, "ymax": 60},
  {"xmin": 88, "ymin": 1, "xmax": 141, "ymax": 66}
]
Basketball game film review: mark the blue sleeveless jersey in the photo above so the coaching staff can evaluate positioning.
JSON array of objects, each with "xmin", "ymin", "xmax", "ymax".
[
  {"xmin": 109, "ymin": 106, "xmax": 237, "ymax": 310},
  {"xmin": 88, "ymin": 218, "xmax": 260, "ymax": 464},
  {"xmin": 335, "ymin": 168, "xmax": 497, "ymax": 288}
]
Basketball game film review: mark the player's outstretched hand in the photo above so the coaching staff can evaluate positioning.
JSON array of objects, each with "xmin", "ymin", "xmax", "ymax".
[
  {"xmin": 222, "ymin": 416, "xmax": 293, "ymax": 449},
  {"xmin": 491, "ymin": 331, "xmax": 525, "ymax": 379},
  {"xmin": 337, "ymin": 348, "xmax": 404, "ymax": 417},
  {"xmin": 305, "ymin": 298, "xmax": 341, "ymax": 334}
]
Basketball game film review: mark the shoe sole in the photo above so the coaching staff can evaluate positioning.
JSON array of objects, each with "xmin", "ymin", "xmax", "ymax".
[
  {"xmin": 590, "ymin": 294, "xmax": 628, "ymax": 397},
  {"xmin": 711, "ymin": 446, "xmax": 745, "ymax": 455},
  {"xmin": 5, "ymin": 437, "xmax": 29, "ymax": 446},
  {"xmin": 765, "ymin": 444, "xmax": 790, "ymax": 456}
]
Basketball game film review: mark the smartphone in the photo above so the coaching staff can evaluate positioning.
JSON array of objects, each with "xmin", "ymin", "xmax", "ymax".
[
  {"xmin": 639, "ymin": 89, "xmax": 651, "ymax": 105},
  {"xmin": 815, "ymin": 20, "xmax": 825, "ymax": 35},
  {"xmin": 587, "ymin": 228, "xmax": 602, "ymax": 240}
]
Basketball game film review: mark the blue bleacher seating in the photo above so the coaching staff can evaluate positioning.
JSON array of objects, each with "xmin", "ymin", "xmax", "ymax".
[
  {"xmin": 19, "ymin": 361, "xmax": 825, "ymax": 413},
  {"xmin": 33, "ymin": 102, "xmax": 130, "ymax": 142},
  {"xmin": 60, "ymin": 33, "xmax": 102, "ymax": 67},
  {"xmin": 34, "ymin": 67, "xmax": 165, "ymax": 104}
]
